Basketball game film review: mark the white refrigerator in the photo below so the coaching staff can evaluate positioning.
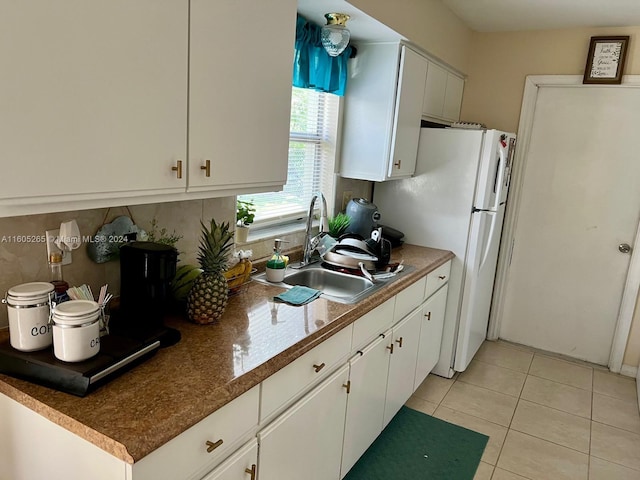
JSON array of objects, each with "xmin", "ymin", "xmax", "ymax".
[{"xmin": 374, "ymin": 128, "xmax": 516, "ymax": 378}]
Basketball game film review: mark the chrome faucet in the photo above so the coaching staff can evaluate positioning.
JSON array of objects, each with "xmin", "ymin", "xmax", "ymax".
[{"xmin": 300, "ymin": 193, "xmax": 330, "ymax": 266}]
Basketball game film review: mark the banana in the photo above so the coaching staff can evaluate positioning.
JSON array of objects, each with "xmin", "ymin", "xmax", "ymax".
[{"xmin": 224, "ymin": 259, "xmax": 252, "ymax": 290}]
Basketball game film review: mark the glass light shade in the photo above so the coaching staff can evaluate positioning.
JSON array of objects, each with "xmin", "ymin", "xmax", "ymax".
[{"xmin": 321, "ymin": 13, "xmax": 350, "ymax": 57}]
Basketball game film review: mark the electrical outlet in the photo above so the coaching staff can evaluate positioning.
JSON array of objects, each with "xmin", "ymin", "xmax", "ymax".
[
  {"xmin": 45, "ymin": 229, "xmax": 72, "ymax": 265},
  {"xmin": 342, "ymin": 191, "xmax": 353, "ymax": 212}
]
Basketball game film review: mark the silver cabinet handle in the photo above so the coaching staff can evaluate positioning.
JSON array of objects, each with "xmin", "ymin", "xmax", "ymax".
[{"xmin": 619, "ymin": 243, "xmax": 632, "ymax": 254}]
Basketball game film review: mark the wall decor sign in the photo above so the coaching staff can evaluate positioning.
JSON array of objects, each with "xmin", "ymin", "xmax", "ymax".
[{"xmin": 583, "ymin": 36, "xmax": 630, "ymax": 84}]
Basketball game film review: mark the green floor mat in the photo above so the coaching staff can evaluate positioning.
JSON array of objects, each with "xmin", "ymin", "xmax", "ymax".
[{"xmin": 343, "ymin": 406, "xmax": 489, "ymax": 480}]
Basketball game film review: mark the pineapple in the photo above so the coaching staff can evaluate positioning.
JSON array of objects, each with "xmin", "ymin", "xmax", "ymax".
[{"xmin": 187, "ymin": 219, "xmax": 234, "ymax": 324}]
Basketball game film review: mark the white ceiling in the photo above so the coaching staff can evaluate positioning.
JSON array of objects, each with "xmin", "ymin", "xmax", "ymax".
[{"xmin": 442, "ymin": 0, "xmax": 640, "ymax": 32}]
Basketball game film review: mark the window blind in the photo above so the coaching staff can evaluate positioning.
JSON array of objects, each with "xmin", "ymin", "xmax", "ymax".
[{"xmin": 238, "ymin": 88, "xmax": 339, "ymax": 226}]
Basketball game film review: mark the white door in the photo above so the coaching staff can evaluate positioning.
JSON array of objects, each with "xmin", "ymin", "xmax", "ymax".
[
  {"xmin": 414, "ymin": 285, "xmax": 448, "ymax": 389},
  {"xmin": 387, "ymin": 46, "xmax": 428, "ymax": 179},
  {"xmin": 383, "ymin": 308, "xmax": 422, "ymax": 427},
  {"xmin": 499, "ymin": 85, "xmax": 640, "ymax": 365},
  {"xmin": 341, "ymin": 333, "xmax": 390, "ymax": 477},
  {"xmin": 0, "ymin": 1, "xmax": 188, "ymax": 202},
  {"xmin": 258, "ymin": 365, "xmax": 349, "ymax": 480}
]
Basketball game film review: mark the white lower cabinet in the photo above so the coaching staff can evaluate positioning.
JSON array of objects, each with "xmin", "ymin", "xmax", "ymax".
[
  {"xmin": 341, "ymin": 332, "xmax": 391, "ymax": 477},
  {"xmin": 0, "ymin": 266, "xmax": 451, "ymax": 480},
  {"xmin": 201, "ymin": 438, "xmax": 257, "ymax": 480},
  {"xmin": 132, "ymin": 385, "xmax": 260, "ymax": 480},
  {"xmin": 257, "ymin": 364, "xmax": 350, "ymax": 480},
  {"xmin": 382, "ymin": 307, "xmax": 423, "ymax": 427},
  {"xmin": 414, "ymin": 285, "xmax": 448, "ymax": 390},
  {"xmin": 0, "ymin": 393, "xmax": 127, "ymax": 480}
]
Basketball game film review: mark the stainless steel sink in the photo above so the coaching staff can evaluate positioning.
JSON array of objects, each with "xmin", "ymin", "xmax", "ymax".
[{"xmin": 252, "ymin": 264, "xmax": 411, "ymax": 304}]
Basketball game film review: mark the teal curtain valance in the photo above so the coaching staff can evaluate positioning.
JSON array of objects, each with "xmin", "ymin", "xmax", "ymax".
[{"xmin": 293, "ymin": 14, "xmax": 352, "ymax": 96}]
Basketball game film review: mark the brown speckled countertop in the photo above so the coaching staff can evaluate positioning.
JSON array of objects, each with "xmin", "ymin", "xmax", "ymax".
[{"xmin": 0, "ymin": 245, "xmax": 453, "ymax": 464}]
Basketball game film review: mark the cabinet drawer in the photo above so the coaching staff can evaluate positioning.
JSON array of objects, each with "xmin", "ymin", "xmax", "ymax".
[
  {"xmin": 425, "ymin": 260, "xmax": 451, "ymax": 299},
  {"xmin": 351, "ymin": 297, "xmax": 395, "ymax": 351},
  {"xmin": 133, "ymin": 385, "xmax": 259, "ymax": 480},
  {"xmin": 261, "ymin": 326, "xmax": 352, "ymax": 422},
  {"xmin": 201, "ymin": 438, "xmax": 257, "ymax": 480},
  {"xmin": 393, "ymin": 276, "xmax": 427, "ymax": 322}
]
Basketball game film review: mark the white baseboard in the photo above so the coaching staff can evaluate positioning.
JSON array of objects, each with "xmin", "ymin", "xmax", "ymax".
[{"xmin": 620, "ymin": 364, "xmax": 638, "ymax": 378}]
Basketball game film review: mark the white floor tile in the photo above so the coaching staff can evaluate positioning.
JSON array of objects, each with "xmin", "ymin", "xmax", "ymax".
[
  {"xmin": 520, "ymin": 375, "xmax": 592, "ymax": 418},
  {"xmin": 592, "ymin": 392, "xmax": 640, "ymax": 434},
  {"xmin": 591, "ymin": 421, "xmax": 640, "ymax": 471},
  {"xmin": 593, "ymin": 370, "xmax": 638, "ymax": 402},
  {"xmin": 529, "ymin": 355, "xmax": 593, "ymax": 391},
  {"xmin": 440, "ymin": 381, "xmax": 518, "ymax": 427},
  {"xmin": 497, "ymin": 430, "xmax": 588, "ymax": 480},
  {"xmin": 510, "ymin": 399, "xmax": 591, "ymax": 453},
  {"xmin": 589, "ymin": 456, "xmax": 640, "ymax": 480},
  {"xmin": 458, "ymin": 361, "xmax": 527, "ymax": 397},
  {"xmin": 475, "ymin": 341, "xmax": 534, "ymax": 373}
]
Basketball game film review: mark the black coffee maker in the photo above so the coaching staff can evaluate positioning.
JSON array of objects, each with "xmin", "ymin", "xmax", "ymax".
[{"xmin": 113, "ymin": 242, "xmax": 178, "ymax": 338}]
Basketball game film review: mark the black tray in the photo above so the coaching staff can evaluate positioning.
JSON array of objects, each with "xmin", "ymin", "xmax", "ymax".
[{"xmin": 0, "ymin": 327, "xmax": 179, "ymax": 397}]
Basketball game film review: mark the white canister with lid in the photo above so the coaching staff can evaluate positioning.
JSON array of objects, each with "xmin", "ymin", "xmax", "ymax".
[
  {"xmin": 3, "ymin": 282, "xmax": 55, "ymax": 352},
  {"xmin": 52, "ymin": 300, "xmax": 101, "ymax": 362}
]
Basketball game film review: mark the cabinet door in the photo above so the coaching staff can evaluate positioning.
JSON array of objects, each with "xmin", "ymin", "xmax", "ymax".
[
  {"xmin": 414, "ymin": 285, "xmax": 448, "ymax": 390},
  {"xmin": 202, "ymin": 439, "xmax": 257, "ymax": 480},
  {"xmin": 258, "ymin": 365, "xmax": 349, "ymax": 480},
  {"xmin": 188, "ymin": 0, "xmax": 296, "ymax": 193},
  {"xmin": 443, "ymin": 75, "xmax": 464, "ymax": 122},
  {"xmin": 387, "ymin": 47, "xmax": 428, "ymax": 179},
  {"xmin": 422, "ymin": 62, "xmax": 448, "ymax": 119},
  {"xmin": 0, "ymin": 394, "xmax": 127, "ymax": 480},
  {"xmin": 341, "ymin": 333, "xmax": 391, "ymax": 477},
  {"xmin": 383, "ymin": 307, "xmax": 422, "ymax": 427},
  {"xmin": 0, "ymin": 1, "xmax": 188, "ymax": 210}
]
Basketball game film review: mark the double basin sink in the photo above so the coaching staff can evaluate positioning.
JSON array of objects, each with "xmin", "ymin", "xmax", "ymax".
[{"xmin": 252, "ymin": 263, "xmax": 411, "ymax": 304}]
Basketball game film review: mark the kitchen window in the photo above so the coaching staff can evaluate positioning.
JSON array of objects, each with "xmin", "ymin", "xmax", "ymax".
[{"xmin": 237, "ymin": 87, "xmax": 339, "ymax": 228}]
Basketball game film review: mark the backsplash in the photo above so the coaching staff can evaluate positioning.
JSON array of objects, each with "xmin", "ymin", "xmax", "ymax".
[
  {"xmin": 0, "ymin": 197, "xmax": 235, "ymax": 329},
  {"xmin": 0, "ymin": 180, "xmax": 374, "ymax": 329}
]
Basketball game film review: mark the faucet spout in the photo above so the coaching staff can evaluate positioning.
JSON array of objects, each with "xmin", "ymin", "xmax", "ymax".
[{"xmin": 301, "ymin": 193, "xmax": 329, "ymax": 266}]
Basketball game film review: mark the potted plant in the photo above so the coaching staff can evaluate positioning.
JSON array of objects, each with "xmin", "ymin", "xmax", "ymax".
[
  {"xmin": 236, "ymin": 199, "xmax": 256, "ymax": 243},
  {"xmin": 328, "ymin": 213, "xmax": 350, "ymax": 239}
]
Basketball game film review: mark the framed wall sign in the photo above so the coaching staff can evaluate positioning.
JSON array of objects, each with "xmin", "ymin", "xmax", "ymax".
[{"xmin": 583, "ymin": 36, "xmax": 630, "ymax": 84}]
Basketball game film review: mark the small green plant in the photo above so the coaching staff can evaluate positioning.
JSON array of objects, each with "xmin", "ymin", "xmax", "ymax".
[
  {"xmin": 237, "ymin": 200, "xmax": 256, "ymax": 226},
  {"xmin": 146, "ymin": 218, "xmax": 183, "ymax": 247},
  {"xmin": 328, "ymin": 213, "xmax": 350, "ymax": 238}
]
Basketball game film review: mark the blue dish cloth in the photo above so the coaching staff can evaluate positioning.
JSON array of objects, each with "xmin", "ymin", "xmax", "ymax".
[{"xmin": 274, "ymin": 285, "xmax": 322, "ymax": 305}]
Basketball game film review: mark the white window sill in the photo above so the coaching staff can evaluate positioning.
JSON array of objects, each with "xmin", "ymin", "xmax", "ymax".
[{"xmin": 235, "ymin": 221, "xmax": 314, "ymax": 260}]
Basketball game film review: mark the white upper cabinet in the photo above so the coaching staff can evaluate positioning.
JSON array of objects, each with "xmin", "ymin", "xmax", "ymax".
[
  {"xmin": 340, "ymin": 43, "xmax": 427, "ymax": 182},
  {"xmin": 422, "ymin": 61, "xmax": 464, "ymax": 123},
  {"xmin": 387, "ymin": 48, "xmax": 429, "ymax": 179},
  {"xmin": 188, "ymin": 0, "xmax": 295, "ymax": 194},
  {"xmin": 0, "ymin": 1, "xmax": 188, "ymax": 214},
  {"xmin": 0, "ymin": 0, "xmax": 296, "ymax": 217}
]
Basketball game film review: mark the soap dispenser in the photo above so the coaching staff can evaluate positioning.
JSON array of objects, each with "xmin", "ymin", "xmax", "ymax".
[{"xmin": 265, "ymin": 239, "xmax": 288, "ymax": 282}]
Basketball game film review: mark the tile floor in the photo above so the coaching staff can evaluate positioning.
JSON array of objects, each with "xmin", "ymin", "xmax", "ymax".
[{"xmin": 405, "ymin": 340, "xmax": 640, "ymax": 480}]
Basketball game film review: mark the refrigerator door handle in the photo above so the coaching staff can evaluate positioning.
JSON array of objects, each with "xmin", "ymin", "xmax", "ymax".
[
  {"xmin": 479, "ymin": 211, "xmax": 500, "ymax": 269},
  {"xmin": 493, "ymin": 148, "xmax": 507, "ymax": 199}
]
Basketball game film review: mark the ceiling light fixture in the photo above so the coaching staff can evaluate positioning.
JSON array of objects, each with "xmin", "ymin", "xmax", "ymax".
[{"xmin": 321, "ymin": 13, "xmax": 351, "ymax": 57}]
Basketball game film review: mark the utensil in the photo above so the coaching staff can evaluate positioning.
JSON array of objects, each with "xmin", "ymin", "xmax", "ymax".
[{"xmin": 359, "ymin": 262, "xmax": 375, "ymax": 282}]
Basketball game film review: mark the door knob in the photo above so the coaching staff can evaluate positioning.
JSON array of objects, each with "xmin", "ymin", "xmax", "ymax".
[{"xmin": 619, "ymin": 243, "xmax": 632, "ymax": 254}]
